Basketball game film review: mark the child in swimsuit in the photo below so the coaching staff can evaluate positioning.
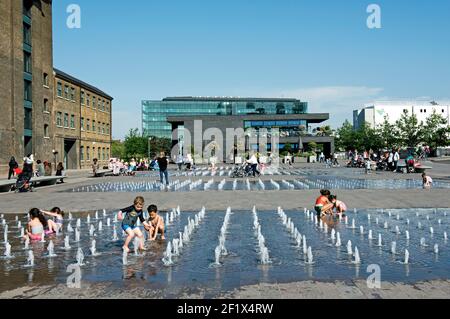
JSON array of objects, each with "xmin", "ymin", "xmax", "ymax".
[
  {"xmin": 118, "ymin": 196, "xmax": 150, "ymax": 253},
  {"xmin": 328, "ymin": 195, "xmax": 347, "ymax": 217},
  {"xmin": 41, "ymin": 207, "xmax": 64, "ymax": 232},
  {"xmin": 144, "ymin": 204, "xmax": 165, "ymax": 241},
  {"xmin": 422, "ymin": 173, "xmax": 433, "ymax": 189},
  {"xmin": 24, "ymin": 208, "xmax": 48, "ymax": 241}
]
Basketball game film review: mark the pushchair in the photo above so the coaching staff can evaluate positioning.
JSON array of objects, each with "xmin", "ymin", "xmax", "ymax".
[
  {"xmin": 231, "ymin": 163, "xmax": 253, "ymax": 178},
  {"xmin": 14, "ymin": 172, "xmax": 33, "ymax": 193}
]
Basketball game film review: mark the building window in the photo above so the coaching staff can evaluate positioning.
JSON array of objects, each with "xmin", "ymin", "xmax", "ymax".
[
  {"xmin": 87, "ymin": 94, "xmax": 90, "ymax": 106},
  {"xmin": 92, "ymin": 147, "xmax": 95, "ymax": 160},
  {"xmin": 23, "ymin": 23, "xmax": 31, "ymax": 45},
  {"xmin": 24, "ymin": 80, "xmax": 32, "ymax": 101},
  {"xmin": 106, "ymin": 101, "xmax": 110, "ymax": 113},
  {"xmin": 81, "ymin": 117, "xmax": 84, "ymax": 131},
  {"xmin": 98, "ymin": 99, "xmax": 101, "ymax": 109},
  {"xmin": 24, "ymin": 108, "xmax": 32, "ymax": 130},
  {"xmin": 44, "ymin": 124, "xmax": 49, "ymax": 138},
  {"xmin": 23, "ymin": 0, "xmax": 32, "ymax": 17},
  {"xmin": 80, "ymin": 146, "xmax": 84, "ymax": 161},
  {"xmin": 57, "ymin": 82, "xmax": 62, "ymax": 97},
  {"xmin": 87, "ymin": 119, "xmax": 90, "ymax": 131},
  {"xmin": 56, "ymin": 112, "xmax": 62, "ymax": 127},
  {"xmin": 98, "ymin": 148, "xmax": 101, "ymax": 160},
  {"xmin": 70, "ymin": 87, "xmax": 75, "ymax": 101},
  {"xmin": 107, "ymin": 148, "xmax": 110, "ymax": 159},
  {"xmin": 92, "ymin": 120, "xmax": 96, "ymax": 132},
  {"xmin": 107, "ymin": 124, "xmax": 110, "ymax": 134},
  {"xmin": 102, "ymin": 148, "xmax": 105, "ymax": 160},
  {"xmin": 92, "ymin": 97, "xmax": 96, "ymax": 109},
  {"xmin": 86, "ymin": 147, "xmax": 90, "ymax": 160},
  {"xmin": 98, "ymin": 123, "xmax": 101, "ymax": 134},
  {"xmin": 102, "ymin": 100, "xmax": 105, "ymax": 111},
  {"xmin": 43, "ymin": 98, "xmax": 49, "ymax": 112},
  {"xmin": 70, "ymin": 114, "xmax": 75, "ymax": 129},
  {"xmin": 64, "ymin": 113, "xmax": 69, "ymax": 128},
  {"xmin": 64, "ymin": 85, "xmax": 69, "ymax": 99},
  {"xmin": 81, "ymin": 91, "xmax": 85, "ymax": 104},
  {"xmin": 102, "ymin": 123, "xmax": 105, "ymax": 134},
  {"xmin": 43, "ymin": 73, "xmax": 49, "ymax": 87},
  {"xmin": 24, "ymin": 52, "xmax": 32, "ymax": 73}
]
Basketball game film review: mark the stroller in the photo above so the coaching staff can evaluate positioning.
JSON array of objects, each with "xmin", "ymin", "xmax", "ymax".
[
  {"xmin": 231, "ymin": 163, "xmax": 253, "ymax": 178},
  {"xmin": 14, "ymin": 172, "xmax": 33, "ymax": 193}
]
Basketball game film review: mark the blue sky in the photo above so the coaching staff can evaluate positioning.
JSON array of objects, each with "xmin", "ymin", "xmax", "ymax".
[{"xmin": 52, "ymin": 0, "xmax": 450, "ymax": 139}]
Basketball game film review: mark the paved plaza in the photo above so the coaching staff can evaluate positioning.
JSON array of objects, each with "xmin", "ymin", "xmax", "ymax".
[{"xmin": 1, "ymin": 160, "xmax": 450, "ymax": 299}]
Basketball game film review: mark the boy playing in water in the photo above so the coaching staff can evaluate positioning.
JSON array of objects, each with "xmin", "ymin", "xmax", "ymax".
[
  {"xmin": 422, "ymin": 173, "xmax": 433, "ymax": 189},
  {"xmin": 144, "ymin": 204, "xmax": 165, "ymax": 241},
  {"xmin": 118, "ymin": 196, "xmax": 150, "ymax": 253}
]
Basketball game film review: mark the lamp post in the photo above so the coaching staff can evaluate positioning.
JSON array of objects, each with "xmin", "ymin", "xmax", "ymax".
[{"xmin": 52, "ymin": 149, "xmax": 58, "ymax": 168}]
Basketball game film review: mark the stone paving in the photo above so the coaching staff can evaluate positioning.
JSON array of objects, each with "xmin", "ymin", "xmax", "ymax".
[{"xmin": 1, "ymin": 161, "xmax": 450, "ymax": 299}]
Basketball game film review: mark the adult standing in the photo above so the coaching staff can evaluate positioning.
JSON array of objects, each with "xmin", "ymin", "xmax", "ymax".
[
  {"xmin": 92, "ymin": 158, "xmax": 100, "ymax": 177},
  {"xmin": 157, "ymin": 152, "xmax": 169, "ymax": 187},
  {"xmin": 388, "ymin": 151, "xmax": 394, "ymax": 171},
  {"xmin": 36, "ymin": 160, "xmax": 45, "ymax": 177},
  {"xmin": 393, "ymin": 149, "xmax": 400, "ymax": 172},
  {"xmin": 22, "ymin": 154, "xmax": 34, "ymax": 179},
  {"xmin": 8, "ymin": 156, "xmax": 18, "ymax": 179},
  {"xmin": 176, "ymin": 154, "xmax": 184, "ymax": 171},
  {"xmin": 246, "ymin": 152, "xmax": 260, "ymax": 177},
  {"xmin": 56, "ymin": 162, "xmax": 65, "ymax": 183}
]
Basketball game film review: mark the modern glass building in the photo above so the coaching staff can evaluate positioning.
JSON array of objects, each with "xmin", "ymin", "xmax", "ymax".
[{"xmin": 142, "ymin": 97, "xmax": 308, "ymax": 138}]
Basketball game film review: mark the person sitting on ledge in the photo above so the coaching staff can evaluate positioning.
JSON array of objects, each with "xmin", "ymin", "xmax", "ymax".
[{"xmin": 92, "ymin": 158, "xmax": 100, "ymax": 177}]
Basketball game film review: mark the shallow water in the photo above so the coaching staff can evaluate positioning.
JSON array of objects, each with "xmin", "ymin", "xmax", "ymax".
[
  {"xmin": 67, "ymin": 177, "xmax": 450, "ymax": 193},
  {"xmin": 1, "ymin": 208, "xmax": 449, "ymax": 296}
]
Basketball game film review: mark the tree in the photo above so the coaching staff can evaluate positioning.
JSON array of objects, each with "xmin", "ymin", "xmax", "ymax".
[
  {"xmin": 123, "ymin": 128, "xmax": 148, "ymax": 160},
  {"xmin": 422, "ymin": 111, "xmax": 450, "ymax": 151},
  {"xmin": 377, "ymin": 115, "xmax": 399, "ymax": 149},
  {"xmin": 335, "ymin": 120, "xmax": 356, "ymax": 151},
  {"xmin": 395, "ymin": 110, "xmax": 423, "ymax": 147},
  {"xmin": 283, "ymin": 143, "xmax": 292, "ymax": 153},
  {"xmin": 111, "ymin": 140, "xmax": 125, "ymax": 159}
]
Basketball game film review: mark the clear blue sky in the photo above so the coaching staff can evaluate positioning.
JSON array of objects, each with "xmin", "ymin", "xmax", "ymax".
[{"xmin": 52, "ymin": 0, "xmax": 450, "ymax": 139}]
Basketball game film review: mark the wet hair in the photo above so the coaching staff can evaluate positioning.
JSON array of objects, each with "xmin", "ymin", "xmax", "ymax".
[
  {"xmin": 422, "ymin": 173, "xmax": 426, "ymax": 178},
  {"xmin": 134, "ymin": 196, "xmax": 145, "ymax": 206},
  {"xmin": 28, "ymin": 208, "xmax": 47, "ymax": 228},
  {"xmin": 37, "ymin": 160, "xmax": 42, "ymax": 164},
  {"xmin": 320, "ymin": 189, "xmax": 331, "ymax": 196},
  {"xmin": 147, "ymin": 204, "xmax": 158, "ymax": 214},
  {"xmin": 50, "ymin": 207, "xmax": 64, "ymax": 217},
  {"xmin": 329, "ymin": 195, "xmax": 337, "ymax": 201}
]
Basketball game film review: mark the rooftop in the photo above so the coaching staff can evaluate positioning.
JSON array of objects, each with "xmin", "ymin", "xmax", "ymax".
[
  {"xmin": 54, "ymin": 68, "xmax": 113, "ymax": 100},
  {"xmin": 159, "ymin": 96, "xmax": 303, "ymax": 103}
]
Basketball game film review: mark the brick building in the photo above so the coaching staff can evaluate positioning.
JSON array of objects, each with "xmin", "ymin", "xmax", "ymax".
[{"xmin": 0, "ymin": 0, "xmax": 113, "ymax": 175}]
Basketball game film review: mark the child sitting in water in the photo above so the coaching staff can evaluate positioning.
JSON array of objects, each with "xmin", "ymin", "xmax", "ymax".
[
  {"xmin": 24, "ymin": 208, "xmax": 51, "ymax": 241},
  {"xmin": 422, "ymin": 173, "xmax": 433, "ymax": 189},
  {"xmin": 41, "ymin": 207, "xmax": 64, "ymax": 232},
  {"xmin": 314, "ymin": 189, "xmax": 334, "ymax": 218},
  {"xmin": 144, "ymin": 204, "xmax": 165, "ymax": 241},
  {"xmin": 118, "ymin": 196, "xmax": 150, "ymax": 253}
]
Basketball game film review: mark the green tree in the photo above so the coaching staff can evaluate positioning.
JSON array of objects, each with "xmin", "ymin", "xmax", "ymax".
[
  {"xmin": 395, "ymin": 110, "xmax": 424, "ymax": 147},
  {"xmin": 124, "ymin": 128, "xmax": 148, "ymax": 160},
  {"xmin": 335, "ymin": 120, "xmax": 356, "ymax": 151},
  {"xmin": 377, "ymin": 115, "xmax": 400, "ymax": 148},
  {"xmin": 111, "ymin": 140, "xmax": 125, "ymax": 159},
  {"xmin": 422, "ymin": 111, "xmax": 450, "ymax": 151},
  {"xmin": 283, "ymin": 143, "xmax": 292, "ymax": 153}
]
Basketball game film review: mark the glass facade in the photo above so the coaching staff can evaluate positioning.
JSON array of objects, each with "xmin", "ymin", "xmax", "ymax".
[{"xmin": 142, "ymin": 98, "xmax": 308, "ymax": 138}]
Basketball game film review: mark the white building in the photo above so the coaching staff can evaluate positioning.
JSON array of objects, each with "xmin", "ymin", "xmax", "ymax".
[{"xmin": 353, "ymin": 101, "xmax": 450, "ymax": 129}]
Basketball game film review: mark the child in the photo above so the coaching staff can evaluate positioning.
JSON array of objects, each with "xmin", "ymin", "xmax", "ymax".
[
  {"xmin": 24, "ymin": 208, "xmax": 49, "ymax": 241},
  {"xmin": 118, "ymin": 196, "xmax": 150, "ymax": 253},
  {"xmin": 328, "ymin": 195, "xmax": 347, "ymax": 217},
  {"xmin": 422, "ymin": 173, "xmax": 433, "ymax": 189},
  {"xmin": 144, "ymin": 205, "xmax": 165, "ymax": 241},
  {"xmin": 41, "ymin": 207, "xmax": 64, "ymax": 231},
  {"xmin": 314, "ymin": 189, "xmax": 334, "ymax": 218}
]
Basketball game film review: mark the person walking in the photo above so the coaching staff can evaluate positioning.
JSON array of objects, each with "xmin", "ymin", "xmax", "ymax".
[
  {"xmin": 393, "ymin": 149, "xmax": 400, "ymax": 172},
  {"xmin": 157, "ymin": 152, "xmax": 169, "ymax": 188},
  {"xmin": 8, "ymin": 156, "xmax": 18, "ymax": 179}
]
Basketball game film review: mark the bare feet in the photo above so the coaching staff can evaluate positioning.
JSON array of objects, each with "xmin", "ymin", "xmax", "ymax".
[
  {"xmin": 161, "ymin": 236, "xmax": 166, "ymax": 240},
  {"xmin": 139, "ymin": 246, "xmax": 147, "ymax": 252},
  {"xmin": 122, "ymin": 246, "xmax": 130, "ymax": 253}
]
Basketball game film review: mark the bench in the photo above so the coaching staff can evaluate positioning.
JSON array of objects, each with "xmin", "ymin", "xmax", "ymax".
[
  {"xmin": 30, "ymin": 176, "xmax": 67, "ymax": 186},
  {"xmin": 94, "ymin": 169, "xmax": 113, "ymax": 177},
  {"xmin": 0, "ymin": 180, "xmax": 15, "ymax": 193},
  {"xmin": 414, "ymin": 166, "xmax": 432, "ymax": 174},
  {"xmin": 0, "ymin": 176, "xmax": 67, "ymax": 193}
]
